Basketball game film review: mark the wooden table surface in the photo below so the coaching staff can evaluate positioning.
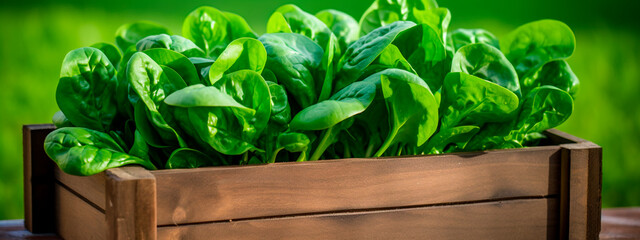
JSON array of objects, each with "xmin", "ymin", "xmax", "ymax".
[{"xmin": 1, "ymin": 208, "xmax": 639, "ymax": 239}]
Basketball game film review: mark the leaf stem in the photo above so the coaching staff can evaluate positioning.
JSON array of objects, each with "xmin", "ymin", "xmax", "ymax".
[
  {"xmin": 374, "ymin": 127, "xmax": 399, "ymax": 157},
  {"xmin": 309, "ymin": 127, "xmax": 334, "ymax": 161}
]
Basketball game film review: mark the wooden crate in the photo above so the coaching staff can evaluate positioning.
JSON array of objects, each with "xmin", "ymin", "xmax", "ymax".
[{"xmin": 23, "ymin": 124, "xmax": 601, "ymax": 239}]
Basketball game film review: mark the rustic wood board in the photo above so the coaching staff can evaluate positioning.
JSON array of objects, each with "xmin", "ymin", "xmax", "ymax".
[
  {"xmin": 154, "ymin": 146, "xmax": 562, "ymax": 225},
  {"xmin": 54, "ymin": 167, "xmax": 106, "ymax": 211},
  {"xmin": 55, "ymin": 184, "xmax": 106, "ymax": 240},
  {"xmin": 157, "ymin": 198, "xmax": 559, "ymax": 240},
  {"xmin": 23, "ymin": 125, "xmax": 57, "ymax": 233}
]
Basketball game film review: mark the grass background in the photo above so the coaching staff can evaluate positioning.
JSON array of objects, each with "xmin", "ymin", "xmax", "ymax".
[{"xmin": 1, "ymin": 0, "xmax": 639, "ymax": 219}]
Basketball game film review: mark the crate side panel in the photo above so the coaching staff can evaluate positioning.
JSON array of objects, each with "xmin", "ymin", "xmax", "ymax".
[
  {"xmin": 54, "ymin": 166, "xmax": 106, "ymax": 211},
  {"xmin": 564, "ymin": 143, "xmax": 602, "ymax": 240},
  {"xmin": 55, "ymin": 184, "xmax": 106, "ymax": 240},
  {"xmin": 23, "ymin": 124, "xmax": 56, "ymax": 233},
  {"xmin": 154, "ymin": 147, "xmax": 562, "ymax": 225},
  {"xmin": 158, "ymin": 198, "xmax": 558, "ymax": 240}
]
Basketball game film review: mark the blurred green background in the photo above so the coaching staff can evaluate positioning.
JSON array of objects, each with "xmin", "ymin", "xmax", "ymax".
[{"xmin": 1, "ymin": 0, "xmax": 639, "ymax": 220}]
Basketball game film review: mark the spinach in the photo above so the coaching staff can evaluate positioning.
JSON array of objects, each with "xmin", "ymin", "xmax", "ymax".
[{"xmin": 46, "ymin": 0, "xmax": 581, "ymax": 175}]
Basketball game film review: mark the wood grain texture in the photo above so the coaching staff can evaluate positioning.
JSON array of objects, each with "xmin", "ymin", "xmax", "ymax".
[
  {"xmin": 54, "ymin": 166, "xmax": 106, "ymax": 211},
  {"xmin": 157, "ymin": 198, "xmax": 559, "ymax": 240},
  {"xmin": 154, "ymin": 146, "xmax": 562, "ymax": 225},
  {"xmin": 55, "ymin": 184, "xmax": 106, "ymax": 240},
  {"xmin": 105, "ymin": 166, "xmax": 156, "ymax": 240},
  {"xmin": 600, "ymin": 208, "xmax": 640, "ymax": 240},
  {"xmin": 562, "ymin": 142, "xmax": 603, "ymax": 240},
  {"xmin": 23, "ymin": 124, "xmax": 56, "ymax": 233}
]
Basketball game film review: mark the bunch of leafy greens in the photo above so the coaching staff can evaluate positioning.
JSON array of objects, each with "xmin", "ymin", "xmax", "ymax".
[{"xmin": 45, "ymin": 0, "xmax": 579, "ymax": 176}]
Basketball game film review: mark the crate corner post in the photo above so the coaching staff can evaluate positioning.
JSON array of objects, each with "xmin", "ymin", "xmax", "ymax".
[{"xmin": 105, "ymin": 166, "xmax": 157, "ymax": 240}]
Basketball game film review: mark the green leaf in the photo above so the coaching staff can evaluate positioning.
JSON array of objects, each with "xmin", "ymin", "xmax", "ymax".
[
  {"xmin": 128, "ymin": 130, "xmax": 150, "ymax": 161},
  {"xmin": 44, "ymin": 127, "xmax": 156, "ymax": 176},
  {"xmin": 267, "ymin": 81, "xmax": 292, "ymax": 125},
  {"xmin": 143, "ymin": 48, "xmax": 201, "ymax": 86},
  {"xmin": 208, "ymin": 38, "xmax": 267, "ymax": 85},
  {"xmin": 127, "ymin": 52, "xmax": 187, "ymax": 147},
  {"xmin": 115, "ymin": 21, "xmax": 170, "ymax": 53},
  {"xmin": 56, "ymin": 47, "xmax": 119, "ymax": 132},
  {"xmin": 315, "ymin": 9, "xmax": 359, "ymax": 52},
  {"xmin": 515, "ymin": 86, "xmax": 574, "ymax": 134},
  {"xmin": 500, "ymin": 19, "xmax": 576, "ymax": 77},
  {"xmin": 423, "ymin": 125, "xmax": 480, "ymax": 154},
  {"xmin": 359, "ymin": 0, "xmax": 450, "ymax": 42},
  {"xmin": 335, "ymin": 21, "xmax": 416, "ymax": 91},
  {"xmin": 213, "ymin": 70, "xmax": 272, "ymax": 139},
  {"xmin": 136, "ymin": 34, "xmax": 205, "ymax": 58},
  {"xmin": 267, "ymin": 4, "xmax": 338, "ymax": 55},
  {"xmin": 165, "ymin": 148, "xmax": 220, "ymax": 169},
  {"xmin": 291, "ymin": 81, "xmax": 376, "ymax": 131},
  {"xmin": 520, "ymin": 60, "xmax": 580, "ymax": 99},
  {"xmin": 182, "ymin": 6, "xmax": 256, "ymax": 58},
  {"xmin": 165, "ymin": 84, "xmax": 251, "ymax": 110},
  {"xmin": 392, "ymin": 24, "xmax": 447, "ymax": 91},
  {"xmin": 52, "ymin": 111, "xmax": 74, "ymax": 128},
  {"xmin": 446, "ymin": 28, "xmax": 500, "ymax": 54},
  {"xmin": 90, "ymin": 42, "xmax": 122, "ymax": 67},
  {"xmin": 451, "ymin": 43, "xmax": 521, "ymax": 97},
  {"xmin": 259, "ymin": 33, "xmax": 324, "ymax": 108},
  {"xmin": 439, "ymin": 72, "xmax": 520, "ymax": 129}
]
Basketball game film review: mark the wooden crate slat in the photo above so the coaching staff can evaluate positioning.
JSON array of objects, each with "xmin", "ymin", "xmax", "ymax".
[
  {"xmin": 55, "ymin": 184, "xmax": 107, "ymax": 240},
  {"xmin": 105, "ymin": 166, "xmax": 157, "ymax": 240},
  {"xmin": 23, "ymin": 124, "xmax": 56, "ymax": 233},
  {"xmin": 157, "ymin": 198, "xmax": 559, "ymax": 240},
  {"xmin": 563, "ymin": 142, "xmax": 603, "ymax": 240},
  {"xmin": 54, "ymin": 167, "xmax": 107, "ymax": 211},
  {"xmin": 153, "ymin": 146, "xmax": 562, "ymax": 225}
]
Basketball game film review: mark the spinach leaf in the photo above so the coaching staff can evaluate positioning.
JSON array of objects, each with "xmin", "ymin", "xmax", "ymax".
[
  {"xmin": 315, "ymin": 9, "xmax": 359, "ymax": 52},
  {"xmin": 446, "ymin": 28, "xmax": 500, "ymax": 54},
  {"xmin": 392, "ymin": 23, "xmax": 447, "ymax": 91},
  {"xmin": 127, "ymin": 52, "xmax": 188, "ymax": 148},
  {"xmin": 359, "ymin": 0, "xmax": 450, "ymax": 42},
  {"xmin": 451, "ymin": 43, "xmax": 521, "ymax": 97},
  {"xmin": 52, "ymin": 111, "xmax": 74, "ymax": 128},
  {"xmin": 500, "ymin": 19, "xmax": 576, "ymax": 77},
  {"xmin": 115, "ymin": 21, "xmax": 170, "ymax": 53},
  {"xmin": 267, "ymin": 81, "xmax": 292, "ymax": 125},
  {"xmin": 143, "ymin": 48, "xmax": 201, "ymax": 86},
  {"xmin": 259, "ymin": 33, "xmax": 324, "ymax": 109},
  {"xmin": 426, "ymin": 72, "xmax": 520, "ymax": 153},
  {"xmin": 514, "ymin": 85, "xmax": 574, "ymax": 134},
  {"xmin": 165, "ymin": 148, "xmax": 221, "ymax": 169},
  {"xmin": 358, "ymin": 69, "xmax": 438, "ymax": 157},
  {"xmin": 44, "ymin": 127, "xmax": 157, "ymax": 176},
  {"xmin": 208, "ymin": 38, "xmax": 267, "ymax": 85},
  {"xmin": 335, "ymin": 21, "xmax": 415, "ymax": 90},
  {"xmin": 267, "ymin": 4, "xmax": 338, "ymax": 55},
  {"xmin": 291, "ymin": 81, "xmax": 377, "ymax": 160},
  {"xmin": 90, "ymin": 42, "xmax": 122, "ymax": 67},
  {"xmin": 182, "ymin": 6, "xmax": 256, "ymax": 58},
  {"xmin": 56, "ymin": 47, "xmax": 119, "ymax": 132},
  {"xmin": 520, "ymin": 60, "xmax": 579, "ymax": 99},
  {"xmin": 136, "ymin": 34, "xmax": 205, "ymax": 58}
]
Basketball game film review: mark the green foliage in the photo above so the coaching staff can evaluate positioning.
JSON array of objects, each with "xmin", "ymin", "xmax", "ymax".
[{"xmin": 2, "ymin": 0, "xmax": 638, "ymax": 220}]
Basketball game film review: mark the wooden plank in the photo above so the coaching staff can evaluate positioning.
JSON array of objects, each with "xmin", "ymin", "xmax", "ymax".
[
  {"xmin": 55, "ymin": 184, "xmax": 106, "ymax": 240},
  {"xmin": 23, "ymin": 124, "xmax": 56, "ymax": 233},
  {"xmin": 157, "ymin": 198, "xmax": 559, "ymax": 240},
  {"xmin": 600, "ymin": 208, "xmax": 640, "ymax": 239},
  {"xmin": 562, "ymin": 142, "xmax": 602, "ymax": 240},
  {"xmin": 545, "ymin": 129, "xmax": 589, "ymax": 144},
  {"xmin": 54, "ymin": 166, "xmax": 106, "ymax": 211},
  {"xmin": 105, "ymin": 166, "xmax": 156, "ymax": 240},
  {"xmin": 154, "ymin": 146, "xmax": 562, "ymax": 225}
]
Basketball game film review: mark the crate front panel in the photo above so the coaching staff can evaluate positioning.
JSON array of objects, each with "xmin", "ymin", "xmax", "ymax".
[{"xmin": 153, "ymin": 146, "xmax": 562, "ymax": 225}]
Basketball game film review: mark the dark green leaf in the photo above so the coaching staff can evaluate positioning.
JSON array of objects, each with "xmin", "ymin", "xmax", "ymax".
[{"xmin": 44, "ymin": 127, "xmax": 156, "ymax": 176}]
